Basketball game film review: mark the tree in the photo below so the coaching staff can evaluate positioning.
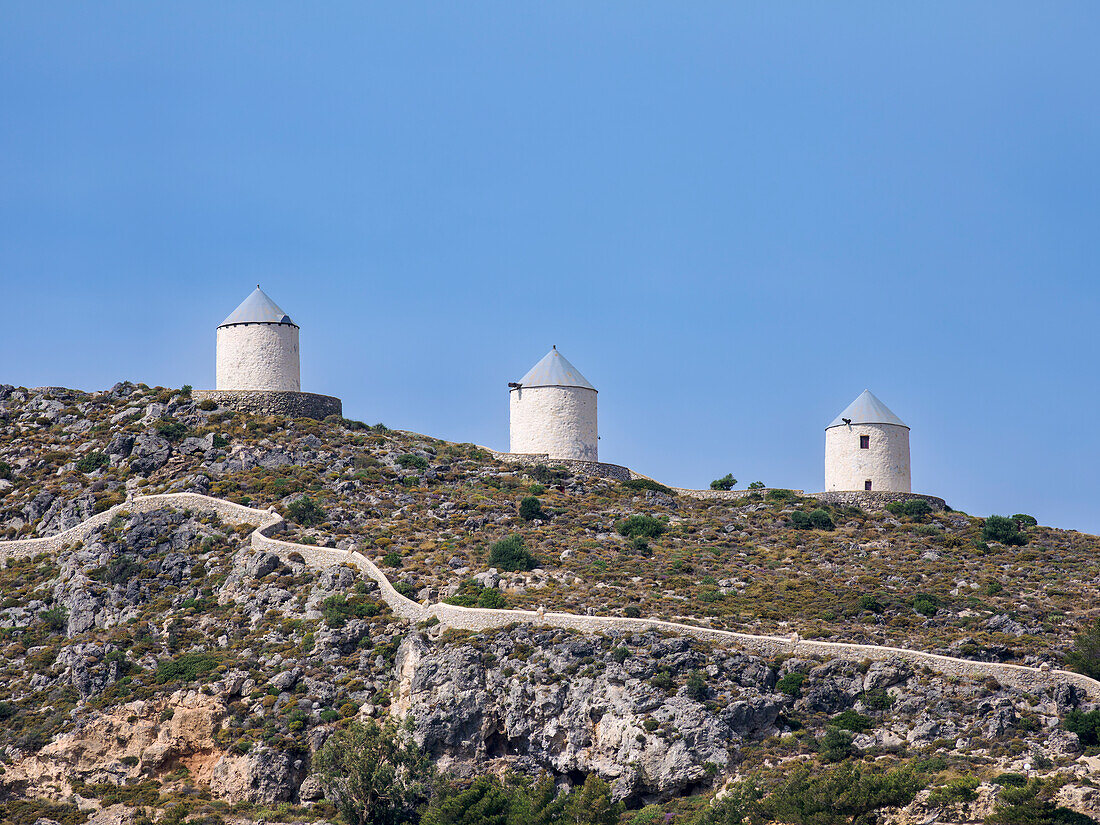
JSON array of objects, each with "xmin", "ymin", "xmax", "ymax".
[
  {"xmin": 983, "ymin": 515, "xmax": 1027, "ymax": 546},
  {"xmin": 488, "ymin": 535, "xmax": 539, "ymax": 571},
  {"xmin": 710, "ymin": 474, "xmax": 737, "ymax": 491},
  {"xmin": 747, "ymin": 481, "xmax": 765, "ymax": 489},
  {"xmin": 987, "ymin": 779, "xmax": 1059, "ymax": 825},
  {"xmin": 926, "ymin": 776, "xmax": 978, "ymax": 815},
  {"xmin": 508, "ymin": 775, "xmax": 568, "ymax": 825},
  {"xmin": 765, "ymin": 763, "xmax": 925, "ymax": 825},
  {"xmin": 564, "ymin": 774, "xmax": 620, "ymax": 825},
  {"xmin": 519, "ymin": 496, "xmax": 545, "ymax": 521},
  {"xmin": 1065, "ymin": 619, "xmax": 1100, "ymax": 679},
  {"xmin": 689, "ymin": 781, "xmax": 764, "ymax": 825},
  {"xmin": 422, "ymin": 777, "xmax": 511, "ymax": 825},
  {"xmin": 287, "ymin": 496, "xmax": 326, "ymax": 526},
  {"xmin": 313, "ymin": 720, "xmax": 433, "ymax": 825}
]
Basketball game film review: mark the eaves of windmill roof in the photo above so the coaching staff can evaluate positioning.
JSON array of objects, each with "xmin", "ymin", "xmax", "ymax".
[
  {"xmin": 827, "ymin": 389, "xmax": 908, "ymax": 429},
  {"xmin": 219, "ymin": 286, "xmax": 297, "ymax": 328},
  {"xmin": 515, "ymin": 347, "xmax": 596, "ymax": 391}
]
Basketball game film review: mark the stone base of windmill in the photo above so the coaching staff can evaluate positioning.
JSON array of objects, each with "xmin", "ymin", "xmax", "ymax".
[
  {"xmin": 194, "ymin": 389, "xmax": 342, "ymax": 421},
  {"xmin": 488, "ymin": 449, "xmax": 632, "ymax": 482},
  {"xmin": 813, "ymin": 491, "xmax": 946, "ymax": 511}
]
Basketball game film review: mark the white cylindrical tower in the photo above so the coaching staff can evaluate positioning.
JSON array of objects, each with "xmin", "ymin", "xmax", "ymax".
[
  {"xmin": 509, "ymin": 347, "xmax": 598, "ymax": 461},
  {"xmin": 824, "ymin": 389, "xmax": 911, "ymax": 492},
  {"xmin": 215, "ymin": 286, "xmax": 301, "ymax": 391}
]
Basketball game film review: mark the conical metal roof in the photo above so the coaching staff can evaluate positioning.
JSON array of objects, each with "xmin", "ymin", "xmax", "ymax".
[
  {"xmin": 515, "ymin": 347, "xmax": 596, "ymax": 391},
  {"xmin": 219, "ymin": 286, "xmax": 296, "ymax": 328},
  {"xmin": 827, "ymin": 389, "xmax": 908, "ymax": 429}
]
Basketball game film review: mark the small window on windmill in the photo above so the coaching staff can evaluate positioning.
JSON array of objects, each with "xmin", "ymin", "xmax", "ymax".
[
  {"xmin": 859, "ymin": 435, "xmax": 870, "ymax": 449},
  {"xmin": 865, "ymin": 480, "xmax": 873, "ymax": 491}
]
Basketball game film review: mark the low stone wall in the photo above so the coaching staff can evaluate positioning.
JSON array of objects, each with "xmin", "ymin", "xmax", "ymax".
[
  {"xmin": 813, "ymin": 491, "xmax": 947, "ymax": 512},
  {"xmin": 3, "ymin": 492, "xmax": 1096, "ymax": 701},
  {"xmin": 486, "ymin": 450, "xmax": 631, "ymax": 481},
  {"xmin": 668, "ymin": 487, "xmax": 806, "ymax": 501},
  {"xmin": 193, "ymin": 390, "xmax": 342, "ymax": 421}
]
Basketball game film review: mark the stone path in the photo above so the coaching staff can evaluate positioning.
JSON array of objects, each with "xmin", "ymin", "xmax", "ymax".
[{"xmin": 3, "ymin": 492, "xmax": 1097, "ymax": 699}]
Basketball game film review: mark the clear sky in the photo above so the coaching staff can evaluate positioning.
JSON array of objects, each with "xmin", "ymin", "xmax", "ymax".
[{"xmin": 1, "ymin": 4, "xmax": 1098, "ymax": 533}]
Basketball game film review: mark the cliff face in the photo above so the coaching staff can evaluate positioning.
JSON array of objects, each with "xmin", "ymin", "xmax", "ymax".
[{"xmin": 2, "ymin": 383, "xmax": 1100, "ymax": 823}]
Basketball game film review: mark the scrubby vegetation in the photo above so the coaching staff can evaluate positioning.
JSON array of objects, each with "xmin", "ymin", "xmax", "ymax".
[{"xmin": 1, "ymin": 383, "xmax": 1100, "ymax": 823}]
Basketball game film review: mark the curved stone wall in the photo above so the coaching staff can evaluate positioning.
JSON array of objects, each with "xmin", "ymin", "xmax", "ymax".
[
  {"xmin": 216, "ymin": 323, "xmax": 300, "ymax": 392},
  {"xmin": 3, "ymin": 491, "xmax": 1096, "ymax": 701},
  {"xmin": 510, "ymin": 385, "xmax": 598, "ymax": 461},
  {"xmin": 815, "ymin": 490, "xmax": 946, "ymax": 512},
  {"xmin": 193, "ymin": 389, "xmax": 341, "ymax": 421},
  {"xmin": 825, "ymin": 422, "xmax": 910, "ymax": 493}
]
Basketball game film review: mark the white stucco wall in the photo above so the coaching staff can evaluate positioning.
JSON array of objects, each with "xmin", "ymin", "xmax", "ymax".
[
  {"xmin": 825, "ymin": 422, "xmax": 910, "ymax": 493},
  {"xmin": 216, "ymin": 323, "xmax": 300, "ymax": 391},
  {"xmin": 510, "ymin": 385, "xmax": 597, "ymax": 461}
]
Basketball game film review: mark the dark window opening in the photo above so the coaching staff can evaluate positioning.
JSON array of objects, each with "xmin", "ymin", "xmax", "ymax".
[
  {"xmin": 865, "ymin": 480, "xmax": 873, "ymax": 491},
  {"xmin": 859, "ymin": 435, "xmax": 870, "ymax": 449}
]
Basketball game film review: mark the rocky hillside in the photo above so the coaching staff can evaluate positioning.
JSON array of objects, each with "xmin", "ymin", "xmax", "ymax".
[{"xmin": 1, "ymin": 383, "xmax": 1100, "ymax": 825}]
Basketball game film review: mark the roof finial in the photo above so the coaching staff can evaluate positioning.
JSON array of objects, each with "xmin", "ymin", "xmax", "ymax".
[{"xmin": 553, "ymin": 344, "xmax": 556, "ymax": 350}]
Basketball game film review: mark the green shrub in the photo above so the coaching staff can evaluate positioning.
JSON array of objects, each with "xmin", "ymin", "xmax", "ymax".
[
  {"xmin": 650, "ymin": 671, "xmax": 674, "ymax": 691},
  {"xmin": 1065, "ymin": 709, "xmax": 1100, "ymax": 746},
  {"xmin": 488, "ymin": 535, "xmax": 539, "ymax": 571},
  {"xmin": 861, "ymin": 688, "xmax": 893, "ymax": 711},
  {"xmin": 155, "ymin": 651, "xmax": 219, "ymax": 683},
  {"xmin": 519, "ymin": 496, "xmax": 545, "ymax": 521},
  {"xmin": 903, "ymin": 498, "xmax": 932, "ymax": 519},
  {"xmin": 926, "ymin": 776, "xmax": 979, "ymax": 812},
  {"xmin": 748, "ymin": 481, "xmax": 766, "ymax": 489},
  {"xmin": 791, "ymin": 509, "xmax": 834, "ymax": 530},
  {"xmin": 776, "ymin": 672, "xmax": 805, "ymax": 697},
  {"xmin": 685, "ymin": 670, "xmax": 707, "ymax": 701},
  {"xmin": 41, "ymin": 605, "xmax": 68, "ymax": 633},
  {"xmin": 818, "ymin": 728, "xmax": 855, "ymax": 762},
  {"xmin": 75, "ymin": 451, "xmax": 108, "ymax": 473},
  {"xmin": 322, "ymin": 594, "xmax": 381, "ymax": 627},
  {"xmin": 624, "ymin": 605, "xmax": 641, "ymax": 618},
  {"xmin": 912, "ymin": 593, "xmax": 940, "ymax": 617},
  {"xmin": 829, "ymin": 710, "xmax": 874, "ymax": 732},
  {"xmin": 983, "ymin": 515, "xmax": 1028, "ymax": 546},
  {"xmin": 1013, "ymin": 513, "xmax": 1038, "ymax": 529},
  {"xmin": 766, "ymin": 488, "xmax": 797, "ymax": 501},
  {"xmin": 858, "ymin": 594, "xmax": 883, "ymax": 613},
  {"xmin": 0, "ymin": 461, "xmax": 11, "ymax": 480},
  {"xmin": 382, "ymin": 551, "xmax": 402, "ymax": 568},
  {"xmin": 287, "ymin": 496, "xmax": 326, "ymax": 526},
  {"xmin": 477, "ymin": 588, "xmax": 508, "ymax": 609},
  {"xmin": 611, "ymin": 647, "xmax": 630, "ymax": 663},
  {"xmin": 91, "ymin": 555, "xmax": 142, "ymax": 585},
  {"xmin": 710, "ymin": 474, "xmax": 737, "ymax": 491},
  {"xmin": 616, "ymin": 515, "xmax": 667, "ymax": 539},
  {"xmin": 621, "ymin": 478, "xmax": 676, "ymax": 496},
  {"xmin": 530, "ymin": 464, "xmax": 569, "ymax": 485},
  {"xmin": 396, "ymin": 454, "xmax": 428, "ymax": 470},
  {"xmin": 394, "ymin": 581, "xmax": 417, "ymax": 599},
  {"xmin": 197, "ymin": 399, "xmax": 217, "ymax": 411},
  {"xmin": 212, "ymin": 433, "xmax": 229, "ymax": 448},
  {"xmin": 155, "ymin": 419, "xmax": 189, "ymax": 442}
]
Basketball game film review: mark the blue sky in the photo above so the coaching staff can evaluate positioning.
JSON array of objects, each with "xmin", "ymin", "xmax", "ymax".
[{"xmin": 2, "ymin": 4, "xmax": 1098, "ymax": 532}]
